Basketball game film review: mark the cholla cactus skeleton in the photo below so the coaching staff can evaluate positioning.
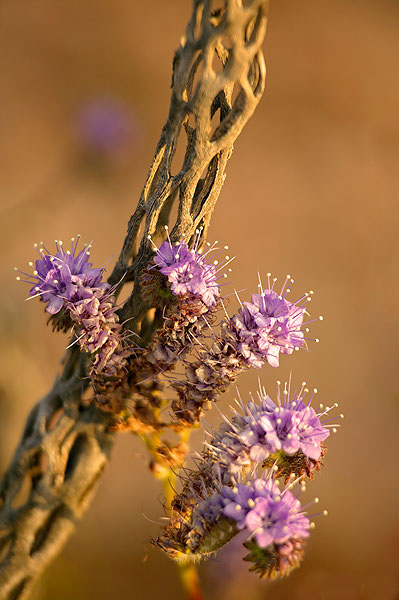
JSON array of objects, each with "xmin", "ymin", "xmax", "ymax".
[{"xmin": 0, "ymin": 2, "xmax": 341, "ymax": 600}]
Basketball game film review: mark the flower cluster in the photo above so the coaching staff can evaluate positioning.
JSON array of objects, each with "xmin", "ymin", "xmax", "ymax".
[
  {"xmin": 171, "ymin": 276, "xmax": 318, "ymax": 425},
  {"xmin": 206, "ymin": 382, "xmax": 336, "ymax": 481},
  {"xmin": 157, "ymin": 468, "xmax": 319, "ymax": 579},
  {"xmin": 194, "ymin": 477, "xmax": 310, "ymax": 549},
  {"xmin": 149, "ymin": 228, "xmax": 233, "ymax": 308},
  {"xmin": 17, "ymin": 238, "xmax": 131, "ymax": 407},
  {"xmin": 220, "ymin": 479, "xmax": 310, "ymax": 548},
  {"xmin": 231, "ymin": 275, "xmax": 316, "ymax": 368},
  {"xmin": 157, "ymin": 375, "xmax": 337, "ymax": 577},
  {"xmin": 19, "ymin": 238, "xmax": 107, "ymax": 315},
  {"xmin": 17, "ymin": 230, "xmax": 336, "ymax": 585}
]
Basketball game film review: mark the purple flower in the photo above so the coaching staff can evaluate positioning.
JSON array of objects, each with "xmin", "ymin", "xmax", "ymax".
[
  {"xmin": 189, "ymin": 475, "xmax": 310, "ymax": 551},
  {"xmin": 231, "ymin": 275, "xmax": 311, "ymax": 368},
  {"xmin": 153, "ymin": 240, "xmax": 192, "ymax": 274},
  {"xmin": 151, "ymin": 231, "xmax": 232, "ymax": 307},
  {"xmin": 203, "ymin": 381, "xmax": 334, "ymax": 484},
  {"xmin": 259, "ymin": 384, "xmax": 332, "ymax": 461},
  {"xmin": 192, "ymin": 492, "xmax": 225, "ymax": 532},
  {"xmin": 76, "ymin": 98, "xmax": 136, "ymax": 154},
  {"xmin": 244, "ymin": 487, "xmax": 310, "ymax": 548},
  {"xmin": 220, "ymin": 478, "xmax": 309, "ymax": 549},
  {"xmin": 208, "ymin": 403, "xmax": 281, "ymax": 479},
  {"xmin": 222, "ymin": 479, "xmax": 277, "ymax": 529},
  {"xmin": 17, "ymin": 238, "xmax": 107, "ymax": 314}
]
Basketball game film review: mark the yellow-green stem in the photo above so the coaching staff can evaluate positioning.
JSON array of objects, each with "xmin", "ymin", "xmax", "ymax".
[
  {"xmin": 143, "ymin": 427, "xmax": 202, "ymax": 597},
  {"xmin": 178, "ymin": 562, "xmax": 204, "ymax": 600},
  {"xmin": 161, "ymin": 469, "xmax": 176, "ymax": 511}
]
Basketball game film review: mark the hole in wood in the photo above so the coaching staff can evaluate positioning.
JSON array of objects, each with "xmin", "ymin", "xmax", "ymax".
[
  {"xmin": 46, "ymin": 401, "xmax": 63, "ymax": 432},
  {"xmin": 164, "ymin": 192, "xmax": 180, "ymax": 235},
  {"xmin": 0, "ymin": 535, "xmax": 12, "ymax": 564},
  {"xmin": 9, "ymin": 578, "xmax": 30, "ymax": 600},
  {"xmin": 247, "ymin": 54, "xmax": 262, "ymax": 96},
  {"xmin": 231, "ymin": 81, "xmax": 241, "ymax": 106},
  {"xmin": 209, "ymin": 105, "xmax": 222, "ymax": 140},
  {"xmin": 192, "ymin": 156, "xmax": 219, "ymax": 214},
  {"xmin": 79, "ymin": 465, "xmax": 105, "ymax": 507},
  {"xmin": 80, "ymin": 385, "xmax": 94, "ymax": 408},
  {"xmin": 245, "ymin": 8, "xmax": 262, "ymax": 46},
  {"xmin": 30, "ymin": 505, "xmax": 63, "ymax": 556},
  {"xmin": 220, "ymin": 34, "xmax": 233, "ymax": 51},
  {"xmin": 186, "ymin": 51, "xmax": 203, "ymax": 103},
  {"xmin": 64, "ymin": 434, "xmax": 89, "ymax": 481},
  {"xmin": 210, "ymin": 83, "xmax": 246, "ymax": 142},
  {"xmin": 192, "ymin": 4, "xmax": 204, "ymax": 42},
  {"xmin": 212, "ymin": 48, "xmax": 224, "ymax": 75},
  {"xmin": 116, "ymin": 280, "xmax": 134, "ymax": 307},
  {"xmin": 39, "ymin": 451, "xmax": 49, "ymax": 474},
  {"xmin": 209, "ymin": 0, "xmax": 225, "ymax": 15},
  {"xmin": 10, "ymin": 475, "xmax": 31, "ymax": 509},
  {"xmin": 169, "ymin": 125, "xmax": 189, "ymax": 176}
]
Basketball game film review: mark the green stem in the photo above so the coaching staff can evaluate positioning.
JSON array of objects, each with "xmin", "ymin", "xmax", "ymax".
[{"xmin": 178, "ymin": 562, "xmax": 204, "ymax": 600}]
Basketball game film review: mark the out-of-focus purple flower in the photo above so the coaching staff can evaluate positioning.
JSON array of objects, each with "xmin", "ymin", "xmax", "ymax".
[
  {"xmin": 17, "ymin": 237, "xmax": 107, "ymax": 314},
  {"xmin": 76, "ymin": 99, "xmax": 136, "ymax": 154},
  {"xmin": 222, "ymin": 478, "xmax": 310, "ymax": 549},
  {"xmin": 203, "ymin": 381, "xmax": 334, "ymax": 482},
  {"xmin": 150, "ymin": 230, "xmax": 232, "ymax": 307},
  {"xmin": 245, "ymin": 488, "xmax": 310, "ymax": 548},
  {"xmin": 231, "ymin": 275, "xmax": 312, "ymax": 368},
  {"xmin": 222, "ymin": 479, "xmax": 277, "ymax": 529},
  {"xmin": 190, "ymin": 475, "xmax": 310, "ymax": 551},
  {"xmin": 191, "ymin": 492, "xmax": 225, "ymax": 532}
]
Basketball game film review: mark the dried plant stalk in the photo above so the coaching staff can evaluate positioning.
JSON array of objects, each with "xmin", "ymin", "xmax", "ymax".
[{"xmin": 0, "ymin": 2, "xmax": 268, "ymax": 598}]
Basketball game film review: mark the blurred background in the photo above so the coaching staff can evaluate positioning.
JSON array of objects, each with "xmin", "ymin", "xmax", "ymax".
[{"xmin": 0, "ymin": 1, "xmax": 397, "ymax": 599}]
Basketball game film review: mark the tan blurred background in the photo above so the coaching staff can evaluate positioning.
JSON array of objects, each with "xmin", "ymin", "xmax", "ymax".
[{"xmin": 0, "ymin": 1, "xmax": 398, "ymax": 599}]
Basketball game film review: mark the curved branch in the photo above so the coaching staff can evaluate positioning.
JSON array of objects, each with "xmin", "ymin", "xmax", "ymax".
[{"xmin": 0, "ymin": 2, "xmax": 269, "ymax": 598}]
